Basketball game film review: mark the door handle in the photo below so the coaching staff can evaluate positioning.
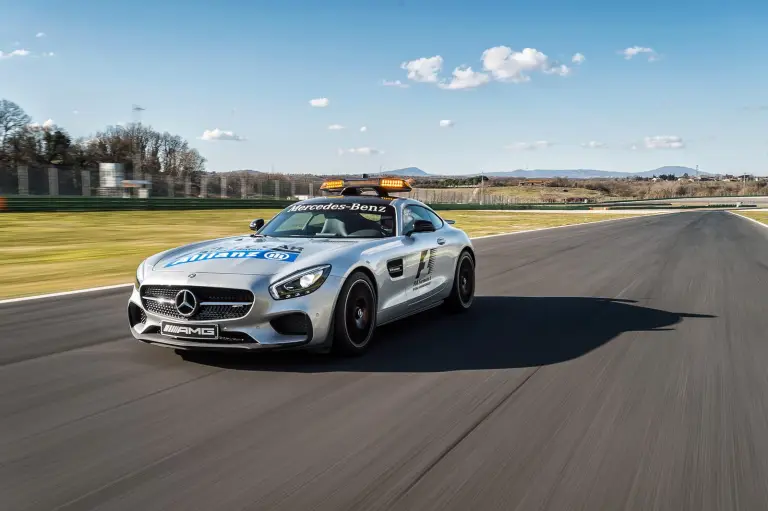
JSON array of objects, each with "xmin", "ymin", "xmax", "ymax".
[{"xmin": 437, "ymin": 237, "xmax": 446, "ymax": 245}]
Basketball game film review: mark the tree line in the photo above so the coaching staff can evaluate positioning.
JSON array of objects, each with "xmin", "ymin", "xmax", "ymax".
[{"xmin": 0, "ymin": 99, "xmax": 206, "ymax": 177}]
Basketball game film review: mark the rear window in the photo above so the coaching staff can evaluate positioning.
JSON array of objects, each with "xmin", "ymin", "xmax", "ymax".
[{"xmin": 260, "ymin": 202, "xmax": 396, "ymax": 238}]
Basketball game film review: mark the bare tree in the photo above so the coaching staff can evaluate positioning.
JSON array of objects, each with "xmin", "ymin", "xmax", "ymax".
[
  {"xmin": 159, "ymin": 132, "xmax": 186, "ymax": 175},
  {"xmin": 0, "ymin": 99, "xmax": 32, "ymax": 148},
  {"xmin": 179, "ymin": 148, "xmax": 206, "ymax": 176}
]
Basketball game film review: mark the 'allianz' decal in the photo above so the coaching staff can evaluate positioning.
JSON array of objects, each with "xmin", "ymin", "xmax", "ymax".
[{"xmin": 164, "ymin": 249, "xmax": 299, "ymax": 267}]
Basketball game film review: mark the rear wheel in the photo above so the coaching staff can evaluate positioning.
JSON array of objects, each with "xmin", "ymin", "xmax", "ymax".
[
  {"xmin": 331, "ymin": 271, "xmax": 377, "ymax": 356},
  {"xmin": 444, "ymin": 250, "xmax": 475, "ymax": 313}
]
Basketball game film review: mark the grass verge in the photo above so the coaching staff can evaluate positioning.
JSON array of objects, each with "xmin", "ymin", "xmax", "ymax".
[
  {"xmin": 0, "ymin": 209, "xmax": 644, "ymax": 299},
  {"xmin": 734, "ymin": 211, "xmax": 768, "ymax": 226}
]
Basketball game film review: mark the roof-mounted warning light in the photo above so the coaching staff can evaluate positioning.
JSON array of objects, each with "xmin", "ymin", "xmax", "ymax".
[{"xmin": 319, "ymin": 177, "xmax": 413, "ymax": 197}]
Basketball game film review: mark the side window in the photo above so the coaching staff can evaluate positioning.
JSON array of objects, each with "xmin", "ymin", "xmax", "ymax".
[
  {"xmin": 424, "ymin": 209, "xmax": 444, "ymax": 229},
  {"xmin": 403, "ymin": 205, "xmax": 440, "ymax": 233}
]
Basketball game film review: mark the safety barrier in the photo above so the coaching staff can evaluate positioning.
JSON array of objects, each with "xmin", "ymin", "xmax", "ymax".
[
  {"xmin": 0, "ymin": 196, "xmax": 296, "ymax": 213},
  {"xmin": 0, "ymin": 196, "xmax": 758, "ymax": 213}
]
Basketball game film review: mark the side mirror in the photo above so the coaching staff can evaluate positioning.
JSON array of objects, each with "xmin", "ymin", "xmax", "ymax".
[
  {"xmin": 250, "ymin": 218, "xmax": 265, "ymax": 231},
  {"xmin": 407, "ymin": 219, "xmax": 436, "ymax": 236}
]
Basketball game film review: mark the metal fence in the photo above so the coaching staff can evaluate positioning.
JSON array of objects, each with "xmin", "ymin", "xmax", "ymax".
[
  {"xmin": 0, "ymin": 165, "xmax": 329, "ymax": 201},
  {"xmin": 0, "ymin": 165, "xmax": 594, "ymax": 205}
]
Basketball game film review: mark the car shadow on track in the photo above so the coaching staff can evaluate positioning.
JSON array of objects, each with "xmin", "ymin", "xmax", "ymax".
[{"xmin": 178, "ymin": 296, "xmax": 715, "ymax": 373}]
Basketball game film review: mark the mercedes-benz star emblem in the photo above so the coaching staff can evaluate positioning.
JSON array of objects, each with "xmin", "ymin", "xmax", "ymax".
[{"xmin": 174, "ymin": 289, "xmax": 198, "ymax": 317}]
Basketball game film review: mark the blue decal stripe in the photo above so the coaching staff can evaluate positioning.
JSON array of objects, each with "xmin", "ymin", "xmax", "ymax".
[{"xmin": 164, "ymin": 250, "xmax": 299, "ymax": 267}]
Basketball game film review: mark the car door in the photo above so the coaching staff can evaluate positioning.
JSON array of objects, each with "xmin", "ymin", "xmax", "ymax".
[
  {"xmin": 400, "ymin": 205, "xmax": 446, "ymax": 306},
  {"xmin": 419, "ymin": 206, "xmax": 455, "ymax": 298}
]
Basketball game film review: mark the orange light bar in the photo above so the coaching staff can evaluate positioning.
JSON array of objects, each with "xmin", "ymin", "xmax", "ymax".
[
  {"xmin": 380, "ymin": 178, "xmax": 408, "ymax": 188},
  {"xmin": 320, "ymin": 179, "xmax": 344, "ymax": 190},
  {"xmin": 319, "ymin": 177, "xmax": 413, "ymax": 195}
]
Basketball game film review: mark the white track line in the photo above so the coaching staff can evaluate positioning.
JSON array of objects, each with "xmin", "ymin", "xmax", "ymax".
[
  {"xmin": 0, "ymin": 283, "xmax": 133, "ymax": 305},
  {"xmin": 727, "ymin": 210, "xmax": 768, "ymax": 230},
  {"xmin": 0, "ymin": 211, "xmax": 674, "ymax": 305}
]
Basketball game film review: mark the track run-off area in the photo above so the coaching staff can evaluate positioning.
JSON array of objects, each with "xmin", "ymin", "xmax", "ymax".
[{"xmin": 2, "ymin": 210, "xmax": 768, "ymax": 511}]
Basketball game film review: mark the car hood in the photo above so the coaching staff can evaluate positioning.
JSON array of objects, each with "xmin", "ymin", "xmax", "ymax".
[{"xmin": 151, "ymin": 235, "xmax": 373, "ymax": 276}]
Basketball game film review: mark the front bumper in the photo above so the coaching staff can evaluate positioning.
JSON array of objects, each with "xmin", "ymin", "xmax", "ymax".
[{"xmin": 127, "ymin": 271, "xmax": 340, "ymax": 351}]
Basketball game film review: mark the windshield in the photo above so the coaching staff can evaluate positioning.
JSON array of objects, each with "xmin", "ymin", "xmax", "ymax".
[{"xmin": 260, "ymin": 202, "xmax": 396, "ymax": 238}]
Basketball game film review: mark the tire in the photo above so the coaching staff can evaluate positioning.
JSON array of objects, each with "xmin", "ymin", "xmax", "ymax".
[
  {"xmin": 331, "ymin": 271, "xmax": 378, "ymax": 356},
  {"xmin": 444, "ymin": 250, "xmax": 475, "ymax": 313}
]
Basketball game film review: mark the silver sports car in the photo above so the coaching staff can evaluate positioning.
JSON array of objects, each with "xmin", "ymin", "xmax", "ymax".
[{"xmin": 127, "ymin": 177, "xmax": 476, "ymax": 355}]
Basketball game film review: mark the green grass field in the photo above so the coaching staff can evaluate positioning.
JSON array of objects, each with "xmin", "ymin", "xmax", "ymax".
[
  {"xmin": 736, "ymin": 211, "xmax": 768, "ymax": 225},
  {"xmin": 0, "ymin": 209, "xmax": 643, "ymax": 299},
  {"xmin": 412, "ymin": 185, "xmax": 620, "ymax": 203}
]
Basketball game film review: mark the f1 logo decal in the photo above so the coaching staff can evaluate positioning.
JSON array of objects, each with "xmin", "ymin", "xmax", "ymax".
[{"xmin": 415, "ymin": 248, "xmax": 437, "ymax": 279}]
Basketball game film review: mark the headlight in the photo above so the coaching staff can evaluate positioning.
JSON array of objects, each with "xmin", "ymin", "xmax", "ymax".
[
  {"xmin": 269, "ymin": 265, "xmax": 331, "ymax": 300},
  {"xmin": 135, "ymin": 260, "xmax": 147, "ymax": 289}
]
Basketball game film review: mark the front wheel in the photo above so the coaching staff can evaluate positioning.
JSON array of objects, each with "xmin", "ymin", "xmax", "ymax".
[
  {"xmin": 444, "ymin": 250, "xmax": 475, "ymax": 313},
  {"xmin": 331, "ymin": 271, "xmax": 377, "ymax": 356}
]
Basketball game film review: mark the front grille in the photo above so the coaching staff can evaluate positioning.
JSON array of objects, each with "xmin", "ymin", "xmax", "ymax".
[{"xmin": 140, "ymin": 285, "xmax": 254, "ymax": 321}]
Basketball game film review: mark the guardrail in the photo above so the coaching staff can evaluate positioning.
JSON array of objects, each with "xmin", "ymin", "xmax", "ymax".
[
  {"xmin": 0, "ymin": 196, "xmax": 296, "ymax": 213},
  {"xmin": 0, "ymin": 196, "xmax": 759, "ymax": 213}
]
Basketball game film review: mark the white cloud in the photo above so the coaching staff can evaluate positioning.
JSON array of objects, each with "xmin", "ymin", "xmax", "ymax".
[
  {"xmin": 200, "ymin": 128, "xmax": 245, "ymax": 141},
  {"xmin": 644, "ymin": 135, "xmax": 684, "ymax": 149},
  {"xmin": 401, "ymin": 46, "xmax": 573, "ymax": 90},
  {"xmin": 359, "ymin": 126, "xmax": 368, "ymax": 132},
  {"xmin": 438, "ymin": 66, "xmax": 490, "ymax": 90},
  {"xmin": 543, "ymin": 63, "xmax": 571, "ymax": 76},
  {"xmin": 43, "ymin": 52, "xmax": 55, "ymax": 57},
  {"xmin": 73, "ymin": 110, "xmax": 79, "ymax": 115},
  {"xmin": 506, "ymin": 140, "xmax": 553, "ymax": 151},
  {"xmin": 36, "ymin": 32, "xmax": 46, "ymax": 38},
  {"xmin": 28, "ymin": 119, "xmax": 55, "ymax": 131},
  {"xmin": 338, "ymin": 147, "xmax": 383, "ymax": 156},
  {"xmin": 0, "ymin": 49, "xmax": 31, "ymax": 59},
  {"xmin": 401, "ymin": 55, "xmax": 443, "ymax": 83},
  {"xmin": 309, "ymin": 98, "xmax": 330, "ymax": 108},
  {"xmin": 581, "ymin": 141, "xmax": 606, "ymax": 149},
  {"xmin": 439, "ymin": 119, "xmax": 455, "ymax": 128},
  {"xmin": 621, "ymin": 46, "xmax": 657, "ymax": 61},
  {"xmin": 327, "ymin": 124, "xmax": 344, "ymax": 130},
  {"xmin": 381, "ymin": 79, "xmax": 410, "ymax": 88},
  {"xmin": 572, "ymin": 53, "xmax": 586, "ymax": 64},
  {"xmin": 482, "ymin": 46, "xmax": 570, "ymax": 83}
]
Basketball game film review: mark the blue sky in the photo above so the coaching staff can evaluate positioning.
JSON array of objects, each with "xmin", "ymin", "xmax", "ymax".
[{"xmin": 2, "ymin": 0, "xmax": 767, "ymax": 175}]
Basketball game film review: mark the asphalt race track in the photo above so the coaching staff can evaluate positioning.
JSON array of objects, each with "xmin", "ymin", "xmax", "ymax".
[{"xmin": 3, "ymin": 211, "xmax": 768, "ymax": 511}]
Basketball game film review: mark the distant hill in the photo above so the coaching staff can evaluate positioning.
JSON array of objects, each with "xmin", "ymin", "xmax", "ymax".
[
  {"xmin": 216, "ymin": 169, "xmax": 264, "ymax": 175},
  {"xmin": 218, "ymin": 166, "xmax": 706, "ymax": 179},
  {"xmin": 384, "ymin": 166, "xmax": 702, "ymax": 179},
  {"xmin": 479, "ymin": 166, "xmax": 702, "ymax": 179},
  {"xmin": 383, "ymin": 167, "xmax": 430, "ymax": 177}
]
